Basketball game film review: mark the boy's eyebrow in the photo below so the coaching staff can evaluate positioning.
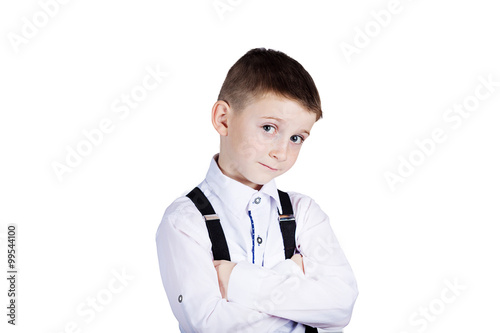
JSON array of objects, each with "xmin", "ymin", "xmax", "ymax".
[
  {"xmin": 262, "ymin": 116, "xmax": 283, "ymax": 121},
  {"xmin": 262, "ymin": 116, "xmax": 311, "ymax": 135}
]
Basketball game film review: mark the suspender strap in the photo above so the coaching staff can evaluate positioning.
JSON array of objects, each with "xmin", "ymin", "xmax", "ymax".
[
  {"xmin": 278, "ymin": 189, "xmax": 297, "ymax": 260},
  {"xmin": 305, "ymin": 326, "xmax": 319, "ymax": 333},
  {"xmin": 186, "ymin": 187, "xmax": 231, "ymax": 261},
  {"xmin": 278, "ymin": 190, "xmax": 319, "ymax": 333}
]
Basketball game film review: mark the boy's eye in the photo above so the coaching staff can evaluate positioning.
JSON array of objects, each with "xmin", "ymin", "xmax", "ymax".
[
  {"xmin": 262, "ymin": 125, "xmax": 276, "ymax": 134},
  {"xmin": 290, "ymin": 135, "xmax": 304, "ymax": 144}
]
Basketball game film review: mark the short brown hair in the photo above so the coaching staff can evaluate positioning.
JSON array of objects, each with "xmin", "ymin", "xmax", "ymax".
[{"xmin": 217, "ymin": 48, "xmax": 322, "ymax": 121}]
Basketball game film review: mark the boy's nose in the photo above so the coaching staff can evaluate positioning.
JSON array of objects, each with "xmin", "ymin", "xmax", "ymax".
[{"xmin": 269, "ymin": 140, "xmax": 287, "ymax": 161}]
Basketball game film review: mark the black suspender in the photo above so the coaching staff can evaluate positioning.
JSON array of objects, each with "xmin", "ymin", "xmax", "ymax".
[
  {"xmin": 186, "ymin": 187, "xmax": 318, "ymax": 333},
  {"xmin": 277, "ymin": 189, "xmax": 297, "ymax": 260},
  {"xmin": 276, "ymin": 190, "xmax": 318, "ymax": 333},
  {"xmin": 186, "ymin": 187, "xmax": 231, "ymax": 261}
]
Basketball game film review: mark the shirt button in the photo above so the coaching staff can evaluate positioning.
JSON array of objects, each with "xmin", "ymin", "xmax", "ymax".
[
  {"xmin": 257, "ymin": 236, "xmax": 263, "ymax": 244},
  {"xmin": 178, "ymin": 295, "xmax": 183, "ymax": 303},
  {"xmin": 253, "ymin": 197, "xmax": 261, "ymax": 204}
]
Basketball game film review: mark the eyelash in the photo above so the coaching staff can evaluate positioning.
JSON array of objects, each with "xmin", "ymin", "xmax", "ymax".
[
  {"xmin": 262, "ymin": 125, "xmax": 276, "ymax": 133},
  {"xmin": 262, "ymin": 125, "xmax": 305, "ymax": 144},
  {"xmin": 290, "ymin": 135, "xmax": 305, "ymax": 144}
]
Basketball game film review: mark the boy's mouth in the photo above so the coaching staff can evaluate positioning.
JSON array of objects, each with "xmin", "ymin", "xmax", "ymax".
[{"xmin": 259, "ymin": 162, "xmax": 278, "ymax": 171}]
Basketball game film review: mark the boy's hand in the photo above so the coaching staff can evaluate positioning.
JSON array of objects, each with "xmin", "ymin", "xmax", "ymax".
[
  {"xmin": 213, "ymin": 260, "xmax": 237, "ymax": 299},
  {"xmin": 291, "ymin": 253, "xmax": 305, "ymax": 274}
]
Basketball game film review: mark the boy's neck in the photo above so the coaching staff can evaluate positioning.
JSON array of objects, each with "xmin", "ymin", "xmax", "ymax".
[{"xmin": 215, "ymin": 154, "xmax": 263, "ymax": 191}]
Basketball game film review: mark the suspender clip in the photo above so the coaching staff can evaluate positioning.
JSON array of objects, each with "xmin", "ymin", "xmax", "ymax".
[
  {"xmin": 279, "ymin": 214, "xmax": 295, "ymax": 222},
  {"xmin": 204, "ymin": 214, "xmax": 220, "ymax": 221}
]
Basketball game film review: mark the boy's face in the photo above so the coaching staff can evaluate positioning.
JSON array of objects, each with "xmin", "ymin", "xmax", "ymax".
[{"xmin": 217, "ymin": 94, "xmax": 317, "ymax": 190}]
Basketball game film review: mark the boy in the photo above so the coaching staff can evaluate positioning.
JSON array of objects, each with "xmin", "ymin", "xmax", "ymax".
[{"xmin": 156, "ymin": 48, "xmax": 358, "ymax": 332}]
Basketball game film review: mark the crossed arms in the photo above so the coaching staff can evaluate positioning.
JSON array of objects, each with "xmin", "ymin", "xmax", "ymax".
[
  {"xmin": 156, "ymin": 198, "xmax": 358, "ymax": 333},
  {"xmin": 213, "ymin": 253, "xmax": 305, "ymax": 299}
]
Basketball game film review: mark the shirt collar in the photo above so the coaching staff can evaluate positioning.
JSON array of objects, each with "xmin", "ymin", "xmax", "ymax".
[{"xmin": 205, "ymin": 154, "xmax": 281, "ymax": 216}]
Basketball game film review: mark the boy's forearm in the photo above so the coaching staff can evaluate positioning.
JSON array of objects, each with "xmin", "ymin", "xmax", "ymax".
[{"xmin": 226, "ymin": 257, "xmax": 357, "ymax": 330}]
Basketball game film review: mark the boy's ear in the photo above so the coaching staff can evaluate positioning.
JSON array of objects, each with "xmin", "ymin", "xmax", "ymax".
[{"xmin": 211, "ymin": 100, "xmax": 231, "ymax": 136}]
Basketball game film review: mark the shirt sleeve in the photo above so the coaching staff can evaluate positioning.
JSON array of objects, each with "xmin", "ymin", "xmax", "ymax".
[
  {"xmin": 155, "ymin": 200, "xmax": 293, "ymax": 333},
  {"xmin": 226, "ymin": 194, "xmax": 358, "ymax": 330}
]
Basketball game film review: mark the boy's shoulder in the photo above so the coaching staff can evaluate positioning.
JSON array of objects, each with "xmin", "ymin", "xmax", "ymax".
[
  {"xmin": 158, "ymin": 192, "xmax": 208, "ymax": 235},
  {"xmin": 282, "ymin": 190, "xmax": 316, "ymax": 209},
  {"xmin": 162, "ymin": 194, "xmax": 196, "ymax": 216},
  {"xmin": 285, "ymin": 190, "xmax": 330, "ymax": 224},
  {"xmin": 285, "ymin": 190, "xmax": 311, "ymax": 200}
]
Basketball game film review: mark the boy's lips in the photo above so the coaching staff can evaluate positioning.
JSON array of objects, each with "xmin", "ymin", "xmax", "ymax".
[{"xmin": 259, "ymin": 162, "xmax": 278, "ymax": 171}]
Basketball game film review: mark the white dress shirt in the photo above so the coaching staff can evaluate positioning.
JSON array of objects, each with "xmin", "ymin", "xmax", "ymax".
[{"xmin": 156, "ymin": 154, "xmax": 358, "ymax": 333}]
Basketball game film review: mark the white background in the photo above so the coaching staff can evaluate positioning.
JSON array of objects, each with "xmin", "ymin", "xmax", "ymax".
[{"xmin": 1, "ymin": 0, "xmax": 499, "ymax": 332}]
